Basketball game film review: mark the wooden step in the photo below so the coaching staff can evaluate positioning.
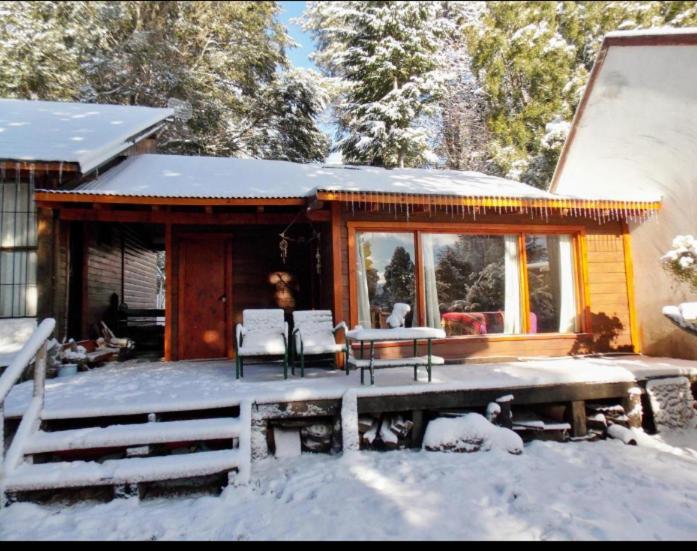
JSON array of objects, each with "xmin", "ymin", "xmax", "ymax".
[
  {"xmin": 4, "ymin": 449, "xmax": 242, "ymax": 492},
  {"xmin": 25, "ymin": 418, "xmax": 241, "ymax": 454}
]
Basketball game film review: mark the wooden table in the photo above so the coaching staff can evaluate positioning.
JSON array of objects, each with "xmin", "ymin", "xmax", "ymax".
[{"xmin": 345, "ymin": 327, "xmax": 446, "ymax": 385}]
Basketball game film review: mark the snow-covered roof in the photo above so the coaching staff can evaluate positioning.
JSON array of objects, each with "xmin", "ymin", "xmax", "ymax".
[
  {"xmin": 551, "ymin": 27, "xmax": 697, "ymax": 202},
  {"xmin": 42, "ymin": 153, "xmax": 561, "ymax": 201},
  {"xmin": 0, "ymin": 99, "xmax": 173, "ymax": 173}
]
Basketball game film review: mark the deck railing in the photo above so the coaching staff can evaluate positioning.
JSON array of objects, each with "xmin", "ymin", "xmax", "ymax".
[{"xmin": 0, "ymin": 318, "xmax": 55, "ymax": 507}]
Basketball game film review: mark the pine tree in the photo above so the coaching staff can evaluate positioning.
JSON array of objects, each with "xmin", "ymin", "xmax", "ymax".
[
  {"xmin": 0, "ymin": 1, "xmax": 330, "ymax": 162},
  {"xmin": 465, "ymin": 1, "xmax": 697, "ymax": 188},
  {"xmin": 303, "ymin": 1, "xmax": 452, "ymax": 167},
  {"xmin": 383, "ymin": 246, "xmax": 415, "ymax": 305},
  {"xmin": 0, "ymin": 1, "xmax": 105, "ymax": 100}
]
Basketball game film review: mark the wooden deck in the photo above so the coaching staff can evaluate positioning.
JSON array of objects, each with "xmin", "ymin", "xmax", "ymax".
[
  {"xmin": 6, "ymin": 353, "xmax": 696, "ymax": 424},
  {"xmin": 3, "ymin": 354, "xmax": 696, "ymax": 498}
]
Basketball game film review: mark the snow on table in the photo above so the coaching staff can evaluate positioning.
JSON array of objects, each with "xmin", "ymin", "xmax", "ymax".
[
  {"xmin": 5, "ymin": 355, "xmax": 696, "ymax": 420},
  {"xmin": 345, "ymin": 327, "xmax": 446, "ymax": 341},
  {"xmin": 1, "ymin": 431, "xmax": 697, "ymax": 540}
]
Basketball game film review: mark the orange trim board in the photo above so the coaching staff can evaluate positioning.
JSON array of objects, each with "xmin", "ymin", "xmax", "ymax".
[
  {"xmin": 34, "ymin": 191, "xmax": 306, "ymax": 207},
  {"xmin": 317, "ymin": 191, "xmax": 660, "ymax": 214}
]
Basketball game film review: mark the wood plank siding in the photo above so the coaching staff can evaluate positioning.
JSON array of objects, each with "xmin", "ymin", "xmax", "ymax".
[{"xmin": 84, "ymin": 223, "xmax": 159, "ymax": 338}]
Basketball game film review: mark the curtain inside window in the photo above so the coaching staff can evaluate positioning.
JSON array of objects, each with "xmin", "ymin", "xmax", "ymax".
[
  {"xmin": 355, "ymin": 234, "xmax": 372, "ymax": 328},
  {"xmin": 421, "ymin": 234, "xmax": 441, "ymax": 329},
  {"xmin": 503, "ymin": 235, "xmax": 521, "ymax": 334},
  {"xmin": 557, "ymin": 235, "xmax": 579, "ymax": 332}
]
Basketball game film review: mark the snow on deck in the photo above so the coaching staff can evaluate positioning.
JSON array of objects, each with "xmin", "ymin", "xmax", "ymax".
[
  {"xmin": 0, "ymin": 99, "xmax": 172, "ymax": 172},
  {"xmin": 5, "ymin": 355, "xmax": 697, "ymax": 420}
]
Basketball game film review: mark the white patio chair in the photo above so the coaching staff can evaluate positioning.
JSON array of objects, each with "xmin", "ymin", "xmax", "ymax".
[
  {"xmin": 291, "ymin": 310, "xmax": 348, "ymax": 377},
  {"xmin": 235, "ymin": 309, "xmax": 289, "ymax": 379}
]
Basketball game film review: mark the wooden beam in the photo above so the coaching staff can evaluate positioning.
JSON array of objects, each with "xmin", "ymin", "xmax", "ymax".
[
  {"xmin": 568, "ymin": 400, "xmax": 587, "ymax": 437},
  {"xmin": 622, "ymin": 223, "xmax": 641, "ymax": 353},
  {"xmin": 331, "ymin": 203, "xmax": 345, "ymax": 367},
  {"xmin": 357, "ymin": 382, "xmax": 635, "ymax": 414},
  {"xmin": 164, "ymin": 223, "xmax": 173, "ymax": 361},
  {"xmin": 54, "ymin": 208, "xmax": 330, "ymax": 225},
  {"xmin": 318, "ymin": 191, "xmax": 661, "ymax": 214},
  {"xmin": 414, "ymin": 231, "xmax": 425, "ymax": 326},
  {"xmin": 36, "ymin": 208, "xmax": 54, "ymax": 322},
  {"xmin": 0, "ymin": 160, "xmax": 80, "ymax": 173},
  {"xmin": 80, "ymin": 223, "xmax": 90, "ymax": 339},
  {"xmin": 35, "ymin": 191, "xmax": 305, "ymax": 207}
]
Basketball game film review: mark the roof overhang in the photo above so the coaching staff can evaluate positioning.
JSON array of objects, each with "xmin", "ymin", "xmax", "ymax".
[{"xmin": 550, "ymin": 28, "xmax": 697, "ymax": 193}]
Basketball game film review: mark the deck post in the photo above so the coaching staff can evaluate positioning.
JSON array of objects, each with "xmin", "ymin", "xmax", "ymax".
[
  {"xmin": 622, "ymin": 387, "xmax": 643, "ymax": 429},
  {"xmin": 410, "ymin": 410, "xmax": 424, "ymax": 448},
  {"xmin": 569, "ymin": 400, "xmax": 587, "ymax": 437},
  {"xmin": 330, "ymin": 203, "xmax": 345, "ymax": 369}
]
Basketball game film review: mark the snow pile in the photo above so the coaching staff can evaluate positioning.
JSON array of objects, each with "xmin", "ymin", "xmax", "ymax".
[
  {"xmin": 422, "ymin": 413, "xmax": 523, "ymax": 455},
  {"xmin": 663, "ymin": 303, "xmax": 697, "ymax": 332},
  {"xmin": 646, "ymin": 377, "xmax": 696, "ymax": 431}
]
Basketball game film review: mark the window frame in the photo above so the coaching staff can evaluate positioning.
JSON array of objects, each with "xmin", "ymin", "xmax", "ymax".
[
  {"xmin": 0, "ymin": 179, "xmax": 38, "ymax": 319},
  {"xmin": 347, "ymin": 221, "xmax": 589, "ymax": 339}
]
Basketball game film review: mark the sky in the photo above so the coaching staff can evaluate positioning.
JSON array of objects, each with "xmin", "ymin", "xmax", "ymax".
[
  {"xmin": 278, "ymin": 1, "xmax": 340, "ymax": 159},
  {"xmin": 278, "ymin": 1, "xmax": 316, "ymax": 70}
]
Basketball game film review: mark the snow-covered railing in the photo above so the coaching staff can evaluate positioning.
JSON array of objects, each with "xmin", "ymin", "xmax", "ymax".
[{"xmin": 0, "ymin": 318, "xmax": 55, "ymax": 507}]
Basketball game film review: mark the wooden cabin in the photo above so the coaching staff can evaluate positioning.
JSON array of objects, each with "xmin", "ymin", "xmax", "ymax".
[
  {"xmin": 0, "ymin": 98, "xmax": 173, "ymax": 353},
  {"xmin": 33, "ymin": 154, "xmax": 660, "ymax": 363},
  {"xmin": 550, "ymin": 28, "xmax": 697, "ymax": 360}
]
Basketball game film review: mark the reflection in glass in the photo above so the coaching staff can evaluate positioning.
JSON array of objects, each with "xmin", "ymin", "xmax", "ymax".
[
  {"xmin": 421, "ymin": 234, "xmax": 520, "ymax": 336},
  {"xmin": 355, "ymin": 232, "xmax": 416, "ymax": 328},
  {"xmin": 526, "ymin": 235, "xmax": 578, "ymax": 333}
]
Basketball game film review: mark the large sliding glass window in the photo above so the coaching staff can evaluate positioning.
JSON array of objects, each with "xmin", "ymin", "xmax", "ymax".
[
  {"xmin": 525, "ymin": 235, "xmax": 579, "ymax": 333},
  {"xmin": 421, "ymin": 234, "xmax": 521, "ymax": 336},
  {"xmin": 0, "ymin": 179, "xmax": 37, "ymax": 318},
  {"xmin": 355, "ymin": 232, "xmax": 416, "ymax": 328},
  {"xmin": 352, "ymin": 226, "xmax": 583, "ymax": 337}
]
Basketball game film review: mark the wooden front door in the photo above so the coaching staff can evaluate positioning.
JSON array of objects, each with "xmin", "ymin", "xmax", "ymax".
[{"xmin": 177, "ymin": 234, "xmax": 233, "ymax": 360}]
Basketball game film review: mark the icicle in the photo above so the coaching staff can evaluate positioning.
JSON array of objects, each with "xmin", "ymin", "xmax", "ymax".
[{"xmin": 58, "ymin": 161, "xmax": 64, "ymax": 185}]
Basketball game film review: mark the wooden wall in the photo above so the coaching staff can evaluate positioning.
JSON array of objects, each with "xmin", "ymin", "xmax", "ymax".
[
  {"xmin": 166, "ymin": 224, "xmax": 332, "ymax": 360},
  {"xmin": 336, "ymin": 205, "xmax": 635, "ymax": 361},
  {"xmin": 584, "ymin": 227, "xmax": 634, "ymax": 352},
  {"xmin": 84, "ymin": 223, "xmax": 159, "ymax": 338}
]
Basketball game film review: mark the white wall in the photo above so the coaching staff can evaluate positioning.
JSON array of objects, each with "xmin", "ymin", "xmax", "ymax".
[{"xmin": 554, "ymin": 44, "xmax": 697, "ymax": 359}]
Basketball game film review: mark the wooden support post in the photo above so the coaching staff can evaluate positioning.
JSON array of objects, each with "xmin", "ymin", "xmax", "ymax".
[
  {"xmin": 410, "ymin": 410, "xmax": 424, "ymax": 448},
  {"xmin": 80, "ymin": 222, "xmax": 90, "ymax": 339},
  {"xmin": 622, "ymin": 388, "xmax": 643, "ymax": 429},
  {"xmin": 164, "ymin": 223, "xmax": 173, "ymax": 361},
  {"xmin": 330, "ymin": 203, "xmax": 345, "ymax": 369},
  {"xmin": 36, "ymin": 208, "xmax": 55, "ymax": 326},
  {"xmin": 569, "ymin": 400, "xmax": 587, "ymax": 437},
  {"xmin": 113, "ymin": 483, "xmax": 140, "ymax": 500}
]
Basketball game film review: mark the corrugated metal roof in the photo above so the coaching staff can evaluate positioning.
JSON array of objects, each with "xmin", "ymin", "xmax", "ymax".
[
  {"xmin": 0, "ymin": 99, "xmax": 173, "ymax": 173},
  {"xmin": 41, "ymin": 153, "xmax": 562, "ymax": 200}
]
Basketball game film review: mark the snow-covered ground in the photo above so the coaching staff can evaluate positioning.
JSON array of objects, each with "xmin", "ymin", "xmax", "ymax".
[{"xmin": 1, "ymin": 431, "xmax": 696, "ymax": 540}]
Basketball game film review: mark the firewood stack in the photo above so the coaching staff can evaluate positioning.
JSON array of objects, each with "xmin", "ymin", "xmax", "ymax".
[
  {"xmin": 358, "ymin": 413, "xmax": 414, "ymax": 450},
  {"xmin": 586, "ymin": 403, "xmax": 630, "ymax": 440}
]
